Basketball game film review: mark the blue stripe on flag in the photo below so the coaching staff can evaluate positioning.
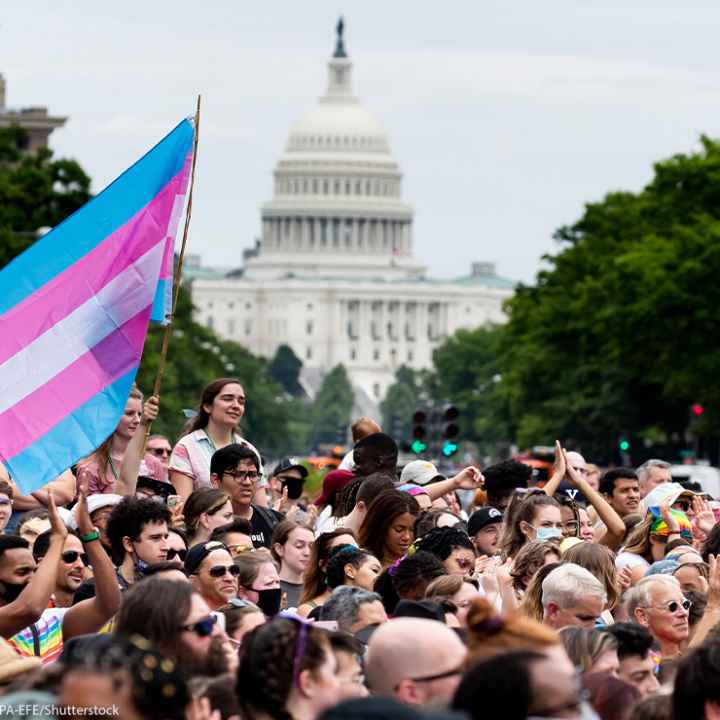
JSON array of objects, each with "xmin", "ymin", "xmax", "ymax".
[
  {"xmin": 7, "ymin": 369, "xmax": 138, "ymax": 494},
  {"xmin": 0, "ymin": 119, "xmax": 194, "ymax": 316},
  {"xmin": 150, "ymin": 277, "xmax": 172, "ymax": 325}
]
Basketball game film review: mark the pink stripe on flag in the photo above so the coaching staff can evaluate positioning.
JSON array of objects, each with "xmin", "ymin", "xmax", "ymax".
[
  {"xmin": 0, "ymin": 161, "xmax": 190, "ymax": 366},
  {"xmin": 0, "ymin": 308, "xmax": 151, "ymax": 460}
]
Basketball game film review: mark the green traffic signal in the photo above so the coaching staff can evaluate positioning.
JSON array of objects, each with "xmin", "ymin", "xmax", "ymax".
[
  {"xmin": 442, "ymin": 440, "xmax": 459, "ymax": 457},
  {"xmin": 619, "ymin": 439, "xmax": 630, "ymax": 451},
  {"xmin": 411, "ymin": 439, "xmax": 428, "ymax": 454}
]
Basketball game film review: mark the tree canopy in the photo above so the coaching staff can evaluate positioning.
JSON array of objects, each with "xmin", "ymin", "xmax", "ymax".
[
  {"xmin": 308, "ymin": 364, "xmax": 354, "ymax": 447},
  {"xmin": 430, "ymin": 136, "xmax": 720, "ymax": 463}
]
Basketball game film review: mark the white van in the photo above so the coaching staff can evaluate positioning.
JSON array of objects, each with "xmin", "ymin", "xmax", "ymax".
[{"xmin": 670, "ymin": 464, "xmax": 720, "ymax": 499}]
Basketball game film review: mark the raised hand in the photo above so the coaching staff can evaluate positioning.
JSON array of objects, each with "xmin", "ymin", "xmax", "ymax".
[
  {"xmin": 452, "ymin": 466, "xmax": 484, "ymax": 490},
  {"xmin": 552, "ymin": 440, "xmax": 567, "ymax": 480},
  {"xmin": 693, "ymin": 495, "xmax": 717, "ymax": 536},
  {"xmin": 659, "ymin": 498, "xmax": 681, "ymax": 534},
  {"xmin": 47, "ymin": 492, "xmax": 68, "ymax": 541},
  {"xmin": 142, "ymin": 395, "xmax": 160, "ymax": 424},
  {"xmin": 707, "ymin": 555, "xmax": 720, "ymax": 608},
  {"xmin": 617, "ymin": 565, "xmax": 633, "ymax": 593},
  {"xmin": 75, "ymin": 472, "xmax": 94, "ymax": 536}
]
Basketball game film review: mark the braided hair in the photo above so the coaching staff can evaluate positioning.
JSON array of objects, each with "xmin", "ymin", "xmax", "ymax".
[{"xmin": 237, "ymin": 617, "xmax": 330, "ymax": 720}]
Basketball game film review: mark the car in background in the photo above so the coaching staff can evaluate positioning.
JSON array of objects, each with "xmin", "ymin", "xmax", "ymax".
[{"xmin": 670, "ymin": 464, "xmax": 720, "ymax": 499}]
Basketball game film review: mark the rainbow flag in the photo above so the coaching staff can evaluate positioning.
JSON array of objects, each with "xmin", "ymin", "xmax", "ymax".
[{"xmin": 0, "ymin": 118, "xmax": 194, "ymax": 493}]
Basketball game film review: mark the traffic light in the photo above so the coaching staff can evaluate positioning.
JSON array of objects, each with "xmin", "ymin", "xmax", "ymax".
[
  {"xmin": 619, "ymin": 438, "xmax": 630, "ymax": 452},
  {"xmin": 692, "ymin": 404, "xmax": 704, "ymax": 417},
  {"xmin": 442, "ymin": 406, "xmax": 459, "ymax": 457},
  {"xmin": 411, "ymin": 410, "xmax": 428, "ymax": 455}
]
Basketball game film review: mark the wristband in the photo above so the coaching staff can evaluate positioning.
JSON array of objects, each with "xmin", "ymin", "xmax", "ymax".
[{"xmin": 80, "ymin": 530, "xmax": 100, "ymax": 543}]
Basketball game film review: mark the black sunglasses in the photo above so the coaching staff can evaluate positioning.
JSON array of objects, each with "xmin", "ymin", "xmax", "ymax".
[
  {"xmin": 179, "ymin": 614, "xmax": 217, "ymax": 637},
  {"xmin": 62, "ymin": 550, "xmax": 89, "ymax": 566},
  {"xmin": 167, "ymin": 548, "xmax": 187, "ymax": 562},
  {"xmin": 209, "ymin": 564, "xmax": 241, "ymax": 578}
]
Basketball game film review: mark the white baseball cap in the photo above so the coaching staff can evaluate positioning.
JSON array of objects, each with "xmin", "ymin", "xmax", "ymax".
[{"xmin": 400, "ymin": 460, "xmax": 444, "ymax": 486}]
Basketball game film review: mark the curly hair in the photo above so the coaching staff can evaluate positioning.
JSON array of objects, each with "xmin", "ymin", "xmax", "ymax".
[
  {"xmin": 500, "ymin": 493, "xmax": 561, "ymax": 560},
  {"xmin": 106, "ymin": 496, "xmax": 171, "ymax": 563},
  {"xmin": 483, "ymin": 460, "xmax": 531, "ymax": 496},
  {"xmin": 237, "ymin": 617, "xmax": 331, "ymax": 720},
  {"xmin": 325, "ymin": 547, "xmax": 375, "ymax": 590},
  {"xmin": 411, "ymin": 526, "xmax": 475, "ymax": 562},
  {"xmin": 510, "ymin": 540, "xmax": 561, "ymax": 594},
  {"xmin": 299, "ymin": 529, "xmax": 357, "ymax": 605},
  {"xmin": 390, "ymin": 550, "xmax": 446, "ymax": 598},
  {"xmin": 465, "ymin": 596, "xmax": 560, "ymax": 665}
]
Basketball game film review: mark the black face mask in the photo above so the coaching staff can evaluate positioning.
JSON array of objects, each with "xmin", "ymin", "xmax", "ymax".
[
  {"xmin": 282, "ymin": 478, "xmax": 304, "ymax": 501},
  {"xmin": 0, "ymin": 580, "xmax": 27, "ymax": 603},
  {"xmin": 255, "ymin": 587, "xmax": 282, "ymax": 617}
]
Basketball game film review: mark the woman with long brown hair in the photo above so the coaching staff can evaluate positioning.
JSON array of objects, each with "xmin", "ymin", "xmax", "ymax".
[
  {"xmin": 500, "ymin": 491, "xmax": 563, "ymax": 561},
  {"xmin": 169, "ymin": 377, "xmax": 261, "ymax": 501}
]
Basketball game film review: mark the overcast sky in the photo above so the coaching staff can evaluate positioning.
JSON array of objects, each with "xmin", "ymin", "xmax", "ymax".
[{"xmin": 3, "ymin": 1, "xmax": 720, "ymax": 282}]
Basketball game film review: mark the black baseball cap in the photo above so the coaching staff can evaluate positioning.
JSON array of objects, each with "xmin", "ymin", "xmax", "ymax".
[
  {"xmin": 184, "ymin": 541, "xmax": 229, "ymax": 574},
  {"xmin": 271, "ymin": 458, "xmax": 308, "ymax": 479},
  {"xmin": 467, "ymin": 506, "xmax": 504, "ymax": 537}
]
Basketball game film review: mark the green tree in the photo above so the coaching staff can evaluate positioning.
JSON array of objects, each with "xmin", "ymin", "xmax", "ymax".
[
  {"xmin": 380, "ymin": 365, "xmax": 423, "ymax": 441},
  {"xmin": 0, "ymin": 126, "xmax": 92, "ymax": 267},
  {"xmin": 498, "ymin": 136, "xmax": 720, "ymax": 461},
  {"xmin": 432, "ymin": 325, "xmax": 513, "ymax": 456},
  {"xmin": 268, "ymin": 344, "xmax": 304, "ymax": 397},
  {"xmin": 308, "ymin": 365, "xmax": 354, "ymax": 447}
]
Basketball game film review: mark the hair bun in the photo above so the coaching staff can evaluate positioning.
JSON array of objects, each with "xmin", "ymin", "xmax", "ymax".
[{"xmin": 466, "ymin": 597, "xmax": 504, "ymax": 636}]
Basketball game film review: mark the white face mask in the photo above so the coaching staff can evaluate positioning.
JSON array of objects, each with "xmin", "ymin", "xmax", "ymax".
[{"xmin": 533, "ymin": 526, "xmax": 562, "ymax": 541}]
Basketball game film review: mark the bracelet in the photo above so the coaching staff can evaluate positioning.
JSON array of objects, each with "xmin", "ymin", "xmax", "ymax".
[{"xmin": 79, "ymin": 530, "xmax": 100, "ymax": 543}]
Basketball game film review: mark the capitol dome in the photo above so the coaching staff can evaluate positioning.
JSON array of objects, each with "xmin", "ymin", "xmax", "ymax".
[{"xmin": 243, "ymin": 19, "xmax": 424, "ymax": 281}]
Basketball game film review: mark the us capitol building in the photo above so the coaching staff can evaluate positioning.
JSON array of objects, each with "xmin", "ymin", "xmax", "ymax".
[{"xmin": 190, "ymin": 22, "xmax": 515, "ymax": 407}]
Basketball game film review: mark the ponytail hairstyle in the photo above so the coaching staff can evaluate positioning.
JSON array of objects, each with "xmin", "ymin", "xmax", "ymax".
[
  {"xmin": 237, "ymin": 616, "xmax": 331, "ymax": 720},
  {"xmin": 500, "ymin": 492, "xmax": 561, "ymax": 560},
  {"xmin": 183, "ymin": 488, "xmax": 232, "ymax": 537},
  {"xmin": 184, "ymin": 377, "xmax": 243, "ymax": 436},
  {"xmin": 299, "ymin": 529, "xmax": 357, "ymax": 605},
  {"xmin": 325, "ymin": 547, "xmax": 375, "ymax": 590},
  {"xmin": 465, "ymin": 597, "xmax": 560, "ymax": 666}
]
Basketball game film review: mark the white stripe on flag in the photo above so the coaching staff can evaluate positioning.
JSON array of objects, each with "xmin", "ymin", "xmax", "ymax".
[{"xmin": 0, "ymin": 242, "xmax": 163, "ymax": 415}]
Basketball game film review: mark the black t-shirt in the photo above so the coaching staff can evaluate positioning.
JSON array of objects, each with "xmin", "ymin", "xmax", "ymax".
[{"xmin": 249, "ymin": 505, "xmax": 284, "ymax": 548}]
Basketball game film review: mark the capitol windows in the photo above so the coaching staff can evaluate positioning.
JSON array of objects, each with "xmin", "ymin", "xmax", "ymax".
[
  {"xmin": 207, "ymin": 316, "xmax": 214, "ymax": 330},
  {"xmin": 373, "ymin": 383, "xmax": 381, "ymax": 398},
  {"xmin": 334, "ymin": 180, "xmax": 340, "ymax": 194},
  {"xmin": 350, "ymin": 348, "xmax": 357, "ymax": 361},
  {"xmin": 245, "ymin": 302, "xmax": 252, "ymax": 310},
  {"xmin": 306, "ymin": 321, "xmax": 313, "ymax": 335},
  {"xmin": 365, "ymin": 180, "xmax": 371, "ymax": 194},
  {"xmin": 323, "ymin": 180, "xmax": 329, "ymax": 194},
  {"xmin": 345, "ymin": 180, "xmax": 351, "ymax": 194},
  {"xmin": 207, "ymin": 302, "xmax": 214, "ymax": 309},
  {"xmin": 373, "ymin": 349, "xmax": 380, "ymax": 361},
  {"xmin": 355, "ymin": 180, "xmax": 362, "ymax": 195},
  {"xmin": 407, "ymin": 349, "xmax": 414, "ymax": 362},
  {"xmin": 227, "ymin": 319, "xmax": 235, "ymax": 335},
  {"xmin": 244, "ymin": 320, "xmax": 252, "ymax": 335},
  {"xmin": 303, "ymin": 179, "xmax": 308, "ymax": 193},
  {"xmin": 306, "ymin": 347, "xmax": 312, "ymax": 360},
  {"xmin": 228, "ymin": 302, "xmax": 235, "ymax": 309}
]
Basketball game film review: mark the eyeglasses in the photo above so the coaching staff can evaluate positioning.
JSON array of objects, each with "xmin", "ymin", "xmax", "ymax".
[
  {"xmin": 223, "ymin": 470, "xmax": 260, "ymax": 483},
  {"xmin": 166, "ymin": 548, "xmax": 187, "ymax": 562},
  {"xmin": 148, "ymin": 448, "xmax": 172, "ymax": 457},
  {"xmin": 652, "ymin": 598, "xmax": 692, "ymax": 614},
  {"xmin": 179, "ymin": 614, "xmax": 217, "ymax": 637},
  {"xmin": 409, "ymin": 666, "xmax": 463, "ymax": 683},
  {"xmin": 208, "ymin": 564, "xmax": 241, "ymax": 578},
  {"xmin": 61, "ymin": 550, "xmax": 89, "ymax": 566}
]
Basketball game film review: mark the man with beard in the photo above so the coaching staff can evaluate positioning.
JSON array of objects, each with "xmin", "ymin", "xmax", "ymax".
[
  {"xmin": 115, "ymin": 577, "xmax": 233, "ymax": 678},
  {"xmin": 210, "ymin": 445, "xmax": 282, "ymax": 548},
  {"xmin": 6, "ymin": 490, "xmax": 121, "ymax": 663},
  {"xmin": 185, "ymin": 541, "xmax": 239, "ymax": 611}
]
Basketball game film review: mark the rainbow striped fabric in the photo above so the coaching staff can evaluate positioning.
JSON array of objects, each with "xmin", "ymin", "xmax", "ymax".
[
  {"xmin": 0, "ymin": 119, "xmax": 194, "ymax": 493},
  {"xmin": 9, "ymin": 608, "xmax": 67, "ymax": 665}
]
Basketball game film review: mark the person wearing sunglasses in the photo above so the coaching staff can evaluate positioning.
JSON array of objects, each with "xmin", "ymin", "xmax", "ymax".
[
  {"xmin": 209, "ymin": 518, "xmax": 254, "ymax": 558},
  {"xmin": 146, "ymin": 434, "xmax": 173, "ymax": 469},
  {"xmin": 237, "ymin": 615, "xmax": 342, "ymax": 720},
  {"xmin": 115, "ymin": 578, "xmax": 228, "ymax": 679},
  {"xmin": 7, "ymin": 488, "xmax": 121, "ymax": 665},
  {"xmin": 167, "ymin": 527, "xmax": 188, "ymax": 565},
  {"xmin": 185, "ymin": 541, "xmax": 240, "ymax": 611},
  {"xmin": 627, "ymin": 574, "xmax": 691, "ymax": 664}
]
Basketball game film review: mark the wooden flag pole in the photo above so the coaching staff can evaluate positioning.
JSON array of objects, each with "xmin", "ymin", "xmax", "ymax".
[{"xmin": 146, "ymin": 95, "xmax": 201, "ymax": 439}]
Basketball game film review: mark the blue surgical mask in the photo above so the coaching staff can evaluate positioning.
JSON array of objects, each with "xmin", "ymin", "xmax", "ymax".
[{"xmin": 534, "ymin": 526, "xmax": 562, "ymax": 541}]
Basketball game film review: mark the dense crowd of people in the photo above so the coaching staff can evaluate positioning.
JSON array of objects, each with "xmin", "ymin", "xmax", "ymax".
[{"xmin": 0, "ymin": 376, "xmax": 719, "ymax": 719}]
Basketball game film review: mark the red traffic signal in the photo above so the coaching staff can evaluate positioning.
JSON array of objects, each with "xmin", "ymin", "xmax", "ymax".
[{"xmin": 692, "ymin": 404, "xmax": 704, "ymax": 417}]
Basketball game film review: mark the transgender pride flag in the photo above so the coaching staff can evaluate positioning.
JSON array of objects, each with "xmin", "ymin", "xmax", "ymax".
[{"xmin": 0, "ymin": 118, "xmax": 195, "ymax": 493}]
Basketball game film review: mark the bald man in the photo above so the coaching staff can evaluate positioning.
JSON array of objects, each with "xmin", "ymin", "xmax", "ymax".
[{"xmin": 365, "ymin": 618, "xmax": 466, "ymax": 706}]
